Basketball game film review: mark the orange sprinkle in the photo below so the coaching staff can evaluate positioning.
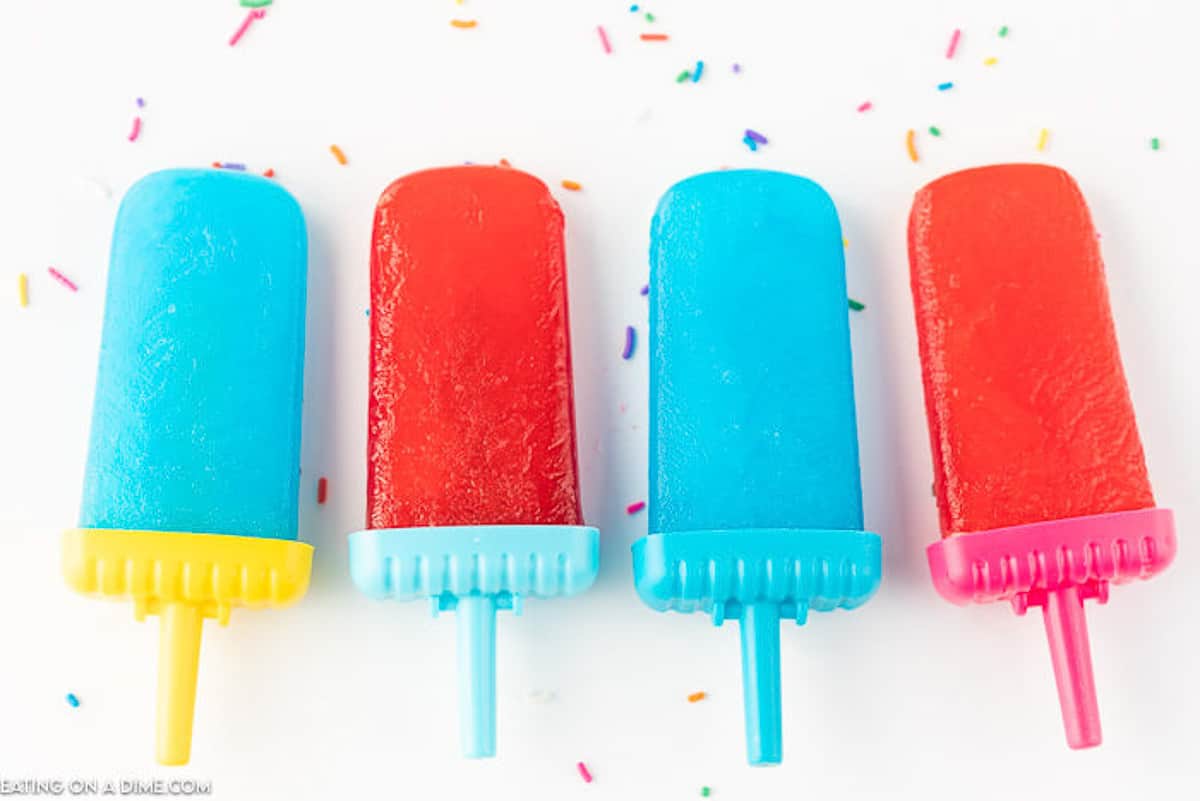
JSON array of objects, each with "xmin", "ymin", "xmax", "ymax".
[
  {"xmin": 330, "ymin": 145, "xmax": 348, "ymax": 165},
  {"xmin": 317, "ymin": 477, "xmax": 328, "ymax": 505},
  {"xmin": 905, "ymin": 129, "xmax": 919, "ymax": 163},
  {"xmin": 211, "ymin": 161, "xmax": 222, "ymax": 168},
  {"xmin": 687, "ymin": 691, "xmax": 707, "ymax": 703},
  {"xmin": 640, "ymin": 33, "xmax": 669, "ymax": 41},
  {"xmin": 451, "ymin": 19, "xmax": 478, "ymax": 29},
  {"xmin": 498, "ymin": 158, "xmax": 512, "ymax": 168},
  {"xmin": 263, "ymin": 168, "xmax": 276, "ymax": 178},
  {"xmin": 561, "ymin": 180, "xmax": 583, "ymax": 191}
]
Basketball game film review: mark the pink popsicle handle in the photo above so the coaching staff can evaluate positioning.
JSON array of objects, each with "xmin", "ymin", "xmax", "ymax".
[{"xmin": 1040, "ymin": 586, "xmax": 1101, "ymax": 748}]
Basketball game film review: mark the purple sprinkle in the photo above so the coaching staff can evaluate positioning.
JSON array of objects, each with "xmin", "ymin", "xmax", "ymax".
[
  {"xmin": 744, "ymin": 129, "xmax": 768, "ymax": 145},
  {"xmin": 621, "ymin": 326, "xmax": 636, "ymax": 360},
  {"xmin": 136, "ymin": 97, "xmax": 145, "ymax": 108},
  {"xmin": 732, "ymin": 63, "xmax": 742, "ymax": 73},
  {"xmin": 221, "ymin": 162, "xmax": 248, "ymax": 171},
  {"xmin": 639, "ymin": 284, "xmax": 649, "ymax": 296}
]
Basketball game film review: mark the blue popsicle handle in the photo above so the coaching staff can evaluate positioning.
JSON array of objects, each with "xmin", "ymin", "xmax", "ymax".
[
  {"xmin": 739, "ymin": 602, "xmax": 782, "ymax": 765},
  {"xmin": 456, "ymin": 595, "xmax": 497, "ymax": 758}
]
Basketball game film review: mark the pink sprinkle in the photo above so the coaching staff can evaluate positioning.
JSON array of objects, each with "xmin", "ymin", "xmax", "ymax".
[
  {"xmin": 945, "ymin": 28, "xmax": 961, "ymax": 59},
  {"xmin": 128, "ymin": 117, "xmax": 142, "ymax": 142},
  {"xmin": 856, "ymin": 101, "xmax": 873, "ymax": 113},
  {"xmin": 48, "ymin": 268, "xmax": 78, "ymax": 292},
  {"xmin": 576, "ymin": 762, "xmax": 594, "ymax": 784},
  {"xmin": 626, "ymin": 501, "xmax": 646, "ymax": 515},
  {"xmin": 597, "ymin": 25, "xmax": 613, "ymax": 54},
  {"xmin": 229, "ymin": 8, "xmax": 266, "ymax": 47}
]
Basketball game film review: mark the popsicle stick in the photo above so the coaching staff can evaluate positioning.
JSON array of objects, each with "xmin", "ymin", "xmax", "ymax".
[
  {"xmin": 457, "ymin": 595, "xmax": 497, "ymax": 758},
  {"xmin": 156, "ymin": 603, "xmax": 205, "ymax": 765},
  {"xmin": 1041, "ymin": 587, "xmax": 1102, "ymax": 748},
  {"xmin": 739, "ymin": 602, "xmax": 782, "ymax": 765}
]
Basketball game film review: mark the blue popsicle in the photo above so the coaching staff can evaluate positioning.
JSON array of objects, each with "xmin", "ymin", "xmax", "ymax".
[
  {"xmin": 632, "ymin": 170, "xmax": 881, "ymax": 765},
  {"xmin": 64, "ymin": 168, "xmax": 313, "ymax": 766}
]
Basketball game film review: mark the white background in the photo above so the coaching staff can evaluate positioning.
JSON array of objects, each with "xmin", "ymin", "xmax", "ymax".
[{"xmin": 1, "ymin": 1, "xmax": 1197, "ymax": 799}]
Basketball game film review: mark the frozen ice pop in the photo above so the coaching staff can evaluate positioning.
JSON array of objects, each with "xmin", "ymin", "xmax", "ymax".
[
  {"xmin": 632, "ymin": 170, "xmax": 881, "ymax": 765},
  {"xmin": 63, "ymin": 168, "xmax": 313, "ymax": 765},
  {"xmin": 909, "ymin": 164, "xmax": 1176, "ymax": 748},
  {"xmin": 348, "ymin": 166, "xmax": 599, "ymax": 758}
]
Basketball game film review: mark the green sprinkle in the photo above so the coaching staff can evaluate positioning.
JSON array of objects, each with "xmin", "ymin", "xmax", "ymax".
[
  {"xmin": 675, "ymin": 70, "xmax": 691, "ymax": 83},
  {"xmin": 1151, "ymin": 137, "xmax": 1161, "ymax": 151},
  {"xmin": 998, "ymin": 25, "xmax": 1009, "ymax": 37},
  {"xmin": 701, "ymin": 789, "xmax": 711, "ymax": 798},
  {"xmin": 645, "ymin": 12, "xmax": 655, "ymax": 22},
  {"xmin": 240, "ymin": 0, "xmax": 273, "ymax": 6},
  {"xmin": 928, "ymin": 126, "xmax": 942, "ymax": 137},
  {"xmin": 849, "ymin": 299, "xmax": 865, "ymax": 311}
]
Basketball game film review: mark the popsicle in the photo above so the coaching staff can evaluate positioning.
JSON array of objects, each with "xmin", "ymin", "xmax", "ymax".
[
  {"xmin": 631, "ymin": 170, "xmax": 881, "ymax": 765},
  {"xmin": 908, "ymin": 164, "xmax": 1176, "ymax": 748},
  {"xmin": 348, "ymin": 166, "xmax": 599, "ymax": 758},
  {"xmin": 63, "ymin": 168, "xmax": 313, "ymax": 765}
]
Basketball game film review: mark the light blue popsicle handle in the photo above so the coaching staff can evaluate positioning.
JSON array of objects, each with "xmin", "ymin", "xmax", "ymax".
[
  {"xmin": 456, "ymin": 595, "xmax": 497, "ymax": 758},
  {"xmin": 739, "ymin": 603, "xmax": 782, "ymax": 765}
]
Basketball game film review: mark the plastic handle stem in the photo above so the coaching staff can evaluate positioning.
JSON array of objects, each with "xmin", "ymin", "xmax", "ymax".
[
  {"xmin": 1042, "ymin": 586, "xmax": 1101, "ymax": 748},
  {"xmin": 157, "ymin": 602, "xmax": 204, "ymax": 766},
  {"xmin": 739, "ymin": 603, "xmax": 783, "ymax": 765},
  {"xmin": 456, "ymin": 595, "xmax": 498, "ymax": 758}
]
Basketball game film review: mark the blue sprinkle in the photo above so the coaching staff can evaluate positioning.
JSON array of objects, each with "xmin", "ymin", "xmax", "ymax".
[
  {"xmin": 937, "ymin": 81, "xmax": 954, "ymax": 91},
  {"xmin": 639, "ymin": 284, "xmax": 649, "ymax": 296},
  {"xmin": 221, "ymin": 162, "xmax": 248, "ymax": 171},
  {"xmin": 365, "ymin": 308, "xmax": 371, "ymax": 317},
  {"xmin": 743, "ymin": 135, "xmax": 758, "ymax": 152},
  {"xmin": 692, "ymin": 60, "xmax": 704, "ymax": 82},
  {"xmin": 66, "ymin": 693, "xmax": 80, "ymax": 708},
  {"xmin": 630, "ymin": 4, "xmax": 639, "ymax": 10}
]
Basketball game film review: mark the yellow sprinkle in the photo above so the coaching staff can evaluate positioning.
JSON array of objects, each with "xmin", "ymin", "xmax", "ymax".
[
  {"xmin": 561, "ymin": 180, "xmax": 583, "ymax": 191},
  {"xmin": 451, "ymin": 19, "xmax": 478, "ymax": 28},
  {"xmin": 905, "ymin": 129, "xmax": 919, "ymax": 163},
  {"xmin": 330, "ymin": 144, "xmax": 348, "ymax": 165},
  {"xmin": 842, "ymin": 238, "xmax": 849, "ymax": 248},
  {"xmin": 983, "ymin": 56, "xmax": 998, "ymax": 66},
  {"xmin": 18, "ymin": 273, "xmax": 28, "ymax": 308},
  {"xmin": 1037, "ymin": 128, "xmax": 1049, "ymax": 152}
]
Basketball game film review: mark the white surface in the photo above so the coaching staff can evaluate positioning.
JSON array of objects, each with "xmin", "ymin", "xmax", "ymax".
[{"xmin": 1, "ymin": 1, "xmax": 1198, "ymax": 798}]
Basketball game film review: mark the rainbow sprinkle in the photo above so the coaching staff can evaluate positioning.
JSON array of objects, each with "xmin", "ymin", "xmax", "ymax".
[
  {"xmin": 688, "ymin": 691, "xmax": 707, "ymax": 703},
  {"xmin": 640, "ymin": 284, "xmax": 649, "ymax": 296},
  {"xmin": 701, "ymin": 788, "xmax": 711, "ymax": 798},
  {"xmin": 945, "ymin": 29, "xmax": 961, "ymax": 59},
  {"xmin": 849, "ymin": 298, "xmax": 865, "ymax": 311},
  {"xmin": 744, "ymin": 129, "xmax": 768, "ymax": 145},
  {"xmin": 128, "ymin": 117, "xmax": 142, "ymax": 142},
  {"xmin": 905, "ymin": 129, "xmax": 918, "ymax": 162},
  {"xmin": 675, "ymin": 70, "xmax": 691, "ymax": 83},
  {"xmin": 936, "ymin": 81, "xmax": 954, "ymax": 91},
  {"xmin": 597, "ymin": 25, "xmax": 612, "ymax": 54},
  {"xmin": 641, "ymin": 33, "xmax": 669, "ymax": 41},
  {"xmin": 857, "ymin": 101, "xmax": 873, "ymax": 112},
  {"xmin": 66, "ymin": 693, "xmax": 80, "ymax": 708},
  {"xmin": 999, "ymin": 25, "xmax": 1009, "ymax": 37},
  {"xmin": 1151, "ymin": 137, "xmax": 1161, "ymax": 151},
  {"xmin": 228, "ymin": 8, "xmax": 266, "ymax": 47},
  {"xmin": 330, "ymin": 145, "xmax": 348, "ymax": 165},
  {"xmin": 18, "ymin": 274, "xmax": 28, "ymax": 308},
  {"xmin": 1037, "ymin": 128, "xmax": 1049, "ymax": 151},
  {"xmin": 692, "ymin": 61, "xmax": 704, "ymax": 82},
  {"xmin": 48, "ymin": 267, "xmax": 78, "ymax": 292},
  {"xmin": 577, "ymin": 762, "xmax": 594, "ymax": 784},
  {"xmin": 561, "ymin": 180, "xmax": 582, "ymax": 191},
  {"xmin": 626, "ymin": 501, "xmax": 646, "ymax": 515},
  {"xmin": 983, "ymin": 56, "xmax": 998, "ymax": 66},
  {"xmin": 621, "ymin": 326, "xmax": 636, "ymax": 359},
  {"xmin": 928, "ymin": 126, "xmax": 941, "ymax": 136},
  {"xmin": 317, "ymin": 477, "xmax": 328, "ymax": 505},
  {"xmin": 450, "ymin": 19, "xmax": 478, "ymax": 29}
]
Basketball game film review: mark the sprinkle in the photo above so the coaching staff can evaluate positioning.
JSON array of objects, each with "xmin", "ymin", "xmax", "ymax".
[
  {"xmin": 743, "ymin": 135, "xmax": 758, "ymax": 152},
  {"xmin": 317, "ymin": 477, "xmax": 328, "ymax": 505},
  {"xmin": 688, "ymin": 691, "xmax": 707, "ymax": 703},
  {"xmin": 621, "ymin": 326, "xmax": 636, "ymax": 359},
  {"xmin": 48, "ymin": 267, "xmax": 78, "ymax": 292},
  {"xmin": 241, "ymin": 0, "xmax": 273, "ymax": 6},
  {"xmin": 945, "ymin": 28, "xmax": 962, "ymax": 59},
  {"xmin": 692, "ymin": 61, "xmax": 704, "ymax": 82},
  {"xmin": 498, "ymin": 158, "xmax": 512, "ymax": 167},
  {"xmin": 905, "ymin": 129, "xmax": 919, "ymax": 162},
  {"xmin": 136, "ymin": 97, "xmax": 145, "ymax": 108},
  {"xmin": 640, "ymin": 284, "xmax": 649, "ymax": 296},
  {"xmin": 18, "ymin": 274, "xmax": 29, "ymax": 308},
  {"xmin": 936, "ymin": 81, "xmax": 954, "ymax": 91},
  {"xmin": 856, "ymin": 101, "xmax": 873, "ymax": 113},
  {"xmin": 597, "ymin": 25, "xmax": 612, "ymax": 54},
  {"xmin": 1151, "ymin": 137, "xmax": 1161, "ymax": 151},
  {"xmin": 998, "ymin": 25, "xmax": 1009, "ymax": 37},
  {"xmin": 228, "ymin": 8, "xmax": 266, "ymax": 47},
  {"xmin": 626, "ymin": 500, "xmax": 646, "ymax": 515},
  {"xmin": 645, "ymin": 12, "xmax": 655, "ymax": 22},
  {"xmin": 451, "ymin": 19, "xmax": 478, "ymax": 29},
  {"xmin": 577, "ymin": 762, "xmax": 594, "ymax": 784},
  {"xmin": 219, "ymin": 162, "xmax": 247, "ymax": 171},
  {"xmin": 640, "ymin": 33, "xmax": 669, "ymax": 41},
  {"xmin": 675, "ymin": 70, "xmax": 691, "ymax": 83},
  {"xmin": 263, "ymin": 168, "xmax": 276, "ymax": 178},
  {"xmin": 701, "ymin": 789, "xmax": 711, "ymax": 798},
  {"xmin": 983, "ymin": 56, "xmax": 998, "ymax": 66},
  {"xmin": 1037, "ymin": 128, "xmax": 1049, "ymax": 151},
  {"xmin": 66, "ymin": 693, "xmax": 80, "ymax": 708},
  {"xmin": 744, "ymin": 129, "xmax": 768, "ymax": 145},
  {"xmin": 630, "ymin": 4, "xmax": 639, "ymax": 10},
  {"xmin": 561, "ymin": 180, "xmax": 582, "ymax": 191},
  {"xmin": 842, "ymin": 238, "xmax": 849, "ymax": 248},
  {"xmin": 330, "ymin": 145, "xmax": 348, "ymax": 165},
  {"xmin": 128, "ymin": 117, "xmax": 142, "ymax": 142},
  {"xmin": 731, "ymin": 63, "xmax": 742, "ymax": 73},
  {"xmin": 849, "ymin": 298, "xmax": 865, "ymax": 311},
  {"xmin": 928, "ymin": 126, "xmax": 941, "ymax": 136}
]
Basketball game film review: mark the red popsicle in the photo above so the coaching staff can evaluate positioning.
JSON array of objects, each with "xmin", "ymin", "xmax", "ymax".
[
  {"xmin": 349, "ymin": 165, "xmax": 599, "ymax": 758},
  {"xmin": 367, "ymin": 166, "xmax": 583, "ymax": 530},
  {"xmin": 908, "ymin": 164, "xmax": 1176, "ymax": 748}
]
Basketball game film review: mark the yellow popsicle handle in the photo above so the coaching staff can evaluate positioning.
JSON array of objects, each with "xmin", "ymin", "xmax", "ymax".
[{"xmin": 156, "ymin": 602, "xmax": 205, "ymax": 766}]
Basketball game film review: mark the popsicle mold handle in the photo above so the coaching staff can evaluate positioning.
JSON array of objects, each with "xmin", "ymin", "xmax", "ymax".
[
  {"xmin": 632, "ymin": 528, "xmax": 881, "ymax": 764},
  {"xmin": 925, "ymin": 507, "xmax": 1176, "ymax": 748},
  {"xmin": 62, "ymin": 528, "xmax": 313, "ymax": 765},
  {"xmin": 348, "ymin": 524, "xmax": 600, "ymax": 758}
]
